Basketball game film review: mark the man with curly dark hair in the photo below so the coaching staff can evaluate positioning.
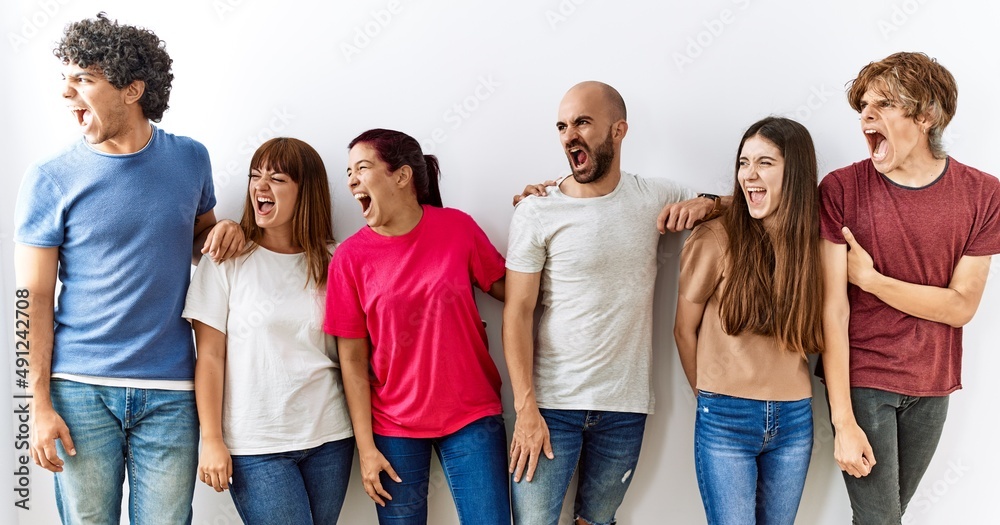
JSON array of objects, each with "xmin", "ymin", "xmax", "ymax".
[{"xmin": 13, "ymin": 13, "xmax": 243, "ymax": 524}]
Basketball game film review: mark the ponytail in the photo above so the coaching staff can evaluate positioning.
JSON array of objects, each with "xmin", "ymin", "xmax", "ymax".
[
  {"xmin": 348, "ymin": 128, "xmax": 444, "ymax": 208},
  {"xmin": 422, "ymin": 154, "xmax": 443, "ymax": 207}
]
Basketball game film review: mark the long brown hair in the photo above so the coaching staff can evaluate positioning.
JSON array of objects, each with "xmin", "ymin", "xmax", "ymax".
[
  {"xmin": 240, "ymin": 137, "xmax": 334, "ymax": 286},
  {"xmin": 719, "ymin": 117, "xmax": 823, "ymax": 355}
]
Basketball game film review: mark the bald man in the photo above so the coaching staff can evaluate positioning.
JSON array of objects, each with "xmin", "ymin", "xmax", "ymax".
[{"xmin": 502, "ymin": 81, "xmax": 717, "ymax": 525}]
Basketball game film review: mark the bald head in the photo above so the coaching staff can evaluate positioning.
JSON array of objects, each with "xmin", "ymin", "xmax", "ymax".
[{"xmin": 564, "ymin": 81, "xmax": 627, "ymax": 122}]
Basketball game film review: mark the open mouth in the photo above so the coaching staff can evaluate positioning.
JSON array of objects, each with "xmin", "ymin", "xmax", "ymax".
[
  {"xmin": 354, "ymin": 192, "xmax": 373, "ymax": 217},
  {"xmin": 256, "ymin": 197, "xmax": 275, "ymax": 215},
  {"xmin": 865, "ymin": 129, "xmax": 888, "ymax": 162},
  {"xmin": 746, "ymin": 187, "xmax": 766, "ymax": 205},
  {"xmin": 71, "ymin": 108, "xmax": 89, "ymax": 126},
  {"xmin": 568, "ymin": 146, "xmax": 589, "ymax": 169}
]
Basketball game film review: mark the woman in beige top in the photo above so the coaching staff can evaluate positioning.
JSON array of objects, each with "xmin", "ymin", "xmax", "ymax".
[{"xmin": 674, "ymin": 116, "xmax": 823, "ymax": 525}]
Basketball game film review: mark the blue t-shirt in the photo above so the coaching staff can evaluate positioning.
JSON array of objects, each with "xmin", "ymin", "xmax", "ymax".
[{"xmin": 14, "ymin": 127, "xmax": 216, "ymax": 380}]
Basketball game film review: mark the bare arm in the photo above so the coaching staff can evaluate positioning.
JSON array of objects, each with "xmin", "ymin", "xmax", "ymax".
[
  {"xmin": 822, "ymin": 239, "xmax": 876, "ymax": 478},
  {"xmin": 193, "ymin": 209, "xmax": 244, "ymax": 265},
  {"xmin": 673, "ymin": 295, "xmax": 706, "ymax": 396},
  {"xmin": 192, "ymin": 321, "xmax": 232, "ymax": 492},
  {"xmin": 15, "ymin": 245, "xmax": 74, "ymax": 472},
  {"xmin": 337, "ymin": 336, "xmax": 400, "ymax": 506},
  {"xmin": 843, "ymin": 227, "xmax": 990, "ymax": 327},
  {"xmin": 502, "ymin": 270, "xmax": 552, "ymax": 482},
  {"xmin": 657, "ymin": 195, "xmax": 732, "ymax": 233}
]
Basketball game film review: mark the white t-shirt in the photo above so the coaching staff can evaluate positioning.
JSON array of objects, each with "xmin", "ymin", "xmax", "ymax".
[
  {"xmin": 506, "ymin": 172, "xmax": 694, "ymax": 414},
  {"xmin": 183, "ymin": 246, "xmax": 353, "ymax": 455}
]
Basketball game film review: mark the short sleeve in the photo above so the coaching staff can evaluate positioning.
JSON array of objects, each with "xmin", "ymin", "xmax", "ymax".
[
  {"xmin": 14, "ymin": 166, "xmax": 66, "ymax": 247},
  {"xmin": 679, "ymin": 223, "xmax": 725, "ymax": 304},
  {"xmin": 465, "ymin": 215, "xmax": 506, "ymax": 292},
  {"xmin": 818, "ymin": 172, "xmax": 846, "ymax": 244},
  {"xmin": 966, "ymin": 176, "xmax": 1000, "ymax": 256},
  {"xmin": 505, "ymin": 201, "xmax": 546, "ymax": 273},
  {"xmin": 648, "ymin": 177, "xmax": 697, "ymax": 204},
  {"xmin": 324, "ymin": 247, "xmax": 369, "ymax": 338},
  {"xmin": 194, "ymin": 144, "xmax": 217, "ymax": 216},
  {"xmin": 182, "ymin": 255, "xmax": 231, "ymax": 334}
]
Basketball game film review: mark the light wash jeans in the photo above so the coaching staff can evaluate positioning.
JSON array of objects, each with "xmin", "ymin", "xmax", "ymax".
[
  {"xmin": 694, "ymin": 391, "xmax": 813, "ymax": 525},
  {"xmin": 50, "ymin": 379, "xmax": 199, "ymax": 525},
  {"xmin": 510, "ymin": 409, "xmax": 647, "ymax": 525}
]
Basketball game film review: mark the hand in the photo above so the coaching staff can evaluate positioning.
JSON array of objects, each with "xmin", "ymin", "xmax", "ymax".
[
  {"xmin": 842, "ymin": 227, "xmax": 878, "ymax": 291},
  {"xmin": 834, "ymin": 420, "xmax": 876, "ymax": 478},
  {"xmin": 201, "ymin": 220, "xmax": 245, "ymax": 263},
  {"xmin": 657, "ymin": 196, "xmax": 717, "ymax": 233},
  {"xmin": 512, "ymin": 180, "xmax": 557, "ymax": 206},
  {"xmin": 509, "ymin": 406, "xmax": 554, "ymax": 482},
  {"xmin": 30, "ymin": 405, "xmax": 75, "ymax": 473},
  {"xmin": 198, "ymin": 437, "xmax": 233, "ymax": 492},
  {"xmin": 358, "ymin": 447, "xmax": 401, "ymax": 506}
]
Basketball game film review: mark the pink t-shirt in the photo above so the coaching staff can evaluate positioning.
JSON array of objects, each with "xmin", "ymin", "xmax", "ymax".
[
  {"xmin": 819, "ymin": 158, "xmax": 1000, "ymax": 396},
  {"xmin": 324, "ymin": 205, "xmax": 506, "ymax": 438}
]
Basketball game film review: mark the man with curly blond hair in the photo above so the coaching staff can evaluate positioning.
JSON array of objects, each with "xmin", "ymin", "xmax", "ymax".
[{"xmin": 14, "ymin": 13, "xmax": 242, "ymax": 524}]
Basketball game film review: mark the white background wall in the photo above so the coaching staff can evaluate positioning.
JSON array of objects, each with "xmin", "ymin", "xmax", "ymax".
[{"xmin": 2, "ymin": 1, "xmax": 998, "ymax": 523}]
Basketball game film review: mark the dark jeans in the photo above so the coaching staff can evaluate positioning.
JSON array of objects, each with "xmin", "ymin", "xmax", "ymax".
[
  {"xmin": 372, "ymin": 415, "xmax": 510, "ymax": 525},
  {"xmin": 838, "ymin": 387, "xmax": 949, "ymax": 525},
  {"xmin": 230, "ymin": 437, "xmax": 355, "ymax": 525}
]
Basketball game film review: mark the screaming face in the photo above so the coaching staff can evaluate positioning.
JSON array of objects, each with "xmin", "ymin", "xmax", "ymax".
[
  {"xmin": 566, "ymin": 130, "xmax": 615, "ymax": 185},
  {"xmin": 858, "ymin": 88, "xmax": 927, "ymax": 176}
]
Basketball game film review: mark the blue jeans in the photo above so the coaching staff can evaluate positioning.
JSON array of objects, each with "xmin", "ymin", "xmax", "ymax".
[
  {"xmin": 50, "ymin": 379, "xmax": 199, "ymax": 525},
  {"xmin": 373, "ymin": 414, "xmax": 509, "ymax": 525},
  {"xmin": 694, "ymin": 391, "xmax": 813, "ymax": 525},
  {"xmin": 230, "ymin": 437, "xmax": 355, "ymax": 524},
  {"xmin": 838, "ymin": 387, "xmax": 949, "ymax": 525},
  {"xmin": 510, "ymin": 409, "xmax": 647, "ymax": 525}
]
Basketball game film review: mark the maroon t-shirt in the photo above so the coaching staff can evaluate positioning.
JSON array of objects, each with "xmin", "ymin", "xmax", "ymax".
[{"xmin": 819, "ymin": 158, "xmax": 1000, "ymax": 396}]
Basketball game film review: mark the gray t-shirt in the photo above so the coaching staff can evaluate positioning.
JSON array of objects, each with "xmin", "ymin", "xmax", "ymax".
[{"xmin": 506, "ymin": 172, "xmax": 694, "ymax": 414}]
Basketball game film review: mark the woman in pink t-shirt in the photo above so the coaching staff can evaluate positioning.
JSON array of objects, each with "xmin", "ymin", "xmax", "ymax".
[{"xmin": 324, "ymin": 128, "xmax": 509, "ymax": 525}]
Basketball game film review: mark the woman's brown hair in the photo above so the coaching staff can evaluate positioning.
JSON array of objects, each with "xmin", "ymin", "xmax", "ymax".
[
  {"xmin": 240, "ymin": 137, "xmax": 334, "ymax": 286},
  {"xmin": 719, "ymin": 117, "xmax": 823, "ymax": 356}
]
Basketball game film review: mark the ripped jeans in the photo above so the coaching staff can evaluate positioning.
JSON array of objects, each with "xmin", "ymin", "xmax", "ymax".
[{"xmin": 510, "ymin": 409, "xmax": 646, "ymax": 525}]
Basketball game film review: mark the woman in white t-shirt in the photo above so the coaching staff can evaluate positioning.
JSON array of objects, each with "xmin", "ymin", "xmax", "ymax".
[{"xmin": 183, "ymin": 138, "xmax": 354, "ymax": 524}]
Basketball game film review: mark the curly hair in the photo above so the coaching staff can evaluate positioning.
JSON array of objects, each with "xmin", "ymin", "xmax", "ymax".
[{"xmin": 54, "ymin": 13, "xmax": 173, "ymax": 122}]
